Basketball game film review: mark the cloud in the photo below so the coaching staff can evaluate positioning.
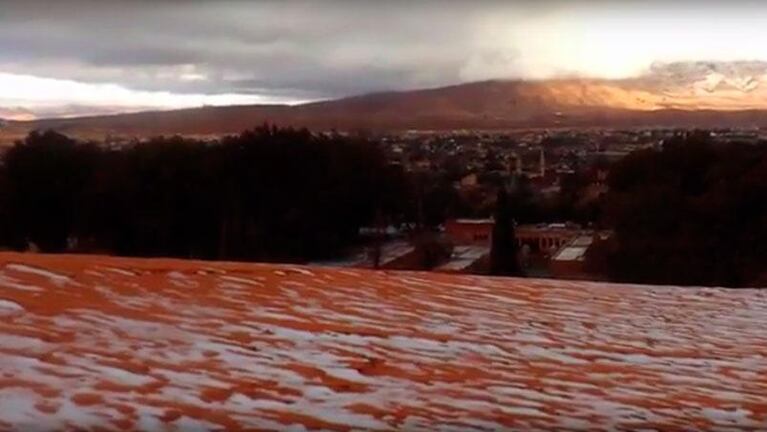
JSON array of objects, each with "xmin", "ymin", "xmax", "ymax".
[
  {"xmin": 0, "ymin": 106, "xmax": 37, "ymax": 122},
  {"xmin": 4, "ymin": 1, "xmax": 767, "ymax": 117},
  {"xmin": 0, "ymin": 1, "xmax": 490, "ymax": 98},
  {"xmin": 0, "ymin": 72, "xmax": 305, "ymax": 119}
]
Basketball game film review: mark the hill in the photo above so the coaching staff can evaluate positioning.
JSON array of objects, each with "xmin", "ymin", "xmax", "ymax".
[
  {"xmin": 5, "ymin": 61, "xmax": 767, "ymax": 141},
  {"xmin": 0, "ymin": 252, "xmax": 766, "ymax": 429}
]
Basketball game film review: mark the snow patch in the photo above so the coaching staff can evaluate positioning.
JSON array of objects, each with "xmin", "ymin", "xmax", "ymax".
[
  {"xmin": 6, "ymin": 264, "xmax": 72, "ymax": 286},
  {"xmin": 0, "ymin": 298, "xmax": 24, "ymax": 317}
]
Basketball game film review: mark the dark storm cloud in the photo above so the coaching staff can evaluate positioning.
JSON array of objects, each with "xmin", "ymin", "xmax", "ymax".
[
  {"xmin": 8, "ymin": 0, "xmax": 758, "ymax": 113},
  {"xmin": 0, "ymin": 0, "xmax": 527, "ymax": 99}
]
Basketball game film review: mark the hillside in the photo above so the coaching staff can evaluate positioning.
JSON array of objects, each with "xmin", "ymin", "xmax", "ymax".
[
  {"xmin": 1, "ymin": 252, "xmax": 766, "ymax": 430},
  {"xmin": 5, "ymin": 61, "xmax": 767, "ymax": 141}
]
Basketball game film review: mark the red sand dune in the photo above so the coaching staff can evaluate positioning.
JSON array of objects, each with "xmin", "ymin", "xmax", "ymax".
[{"xmin": 0, "ymin": 252, "xmax": 766, "ymax": 430}]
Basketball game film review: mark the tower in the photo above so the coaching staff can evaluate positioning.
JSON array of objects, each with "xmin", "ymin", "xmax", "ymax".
[{"xmin": 539, "ymin": 147, "xmax": 546, "ymax": 177}]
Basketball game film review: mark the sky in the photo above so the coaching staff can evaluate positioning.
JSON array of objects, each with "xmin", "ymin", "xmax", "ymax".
[{"xmin": 3, "ymin": 0, "xmax": 767, "ymax": 119}]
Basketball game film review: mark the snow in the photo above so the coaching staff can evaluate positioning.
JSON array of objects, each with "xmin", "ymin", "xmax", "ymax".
[
  {"xmin": 0, "ymin": 274, "xmax": 43, "ymax": 292},
  {"xmin": 220, "ymin": 275, "xmax": 263, "ymax": 286},
  {"xmin": 0, "ymin": 252, "xmax": 766, "ymax": 430},
  {"xmin": 436, "ymin": 245, "xmax": 489, "ymax": 271},
  {"xmin": 5, "ymin": 263, "xmax": 72, "ymax": 286},
  {"xmin": 102, "ymin": 267, "xmax": 136, "ymax": 276},
  {"xmin": 0, "ymin": 389, "xmax": 40, "ymax": 427},
  {"xmin": 173, "ymin": 415, "xmax": 227, "ymax": 432},
  {"xmin": 0, "ymin": 298, "xmax": 24, "ymax": 317}
]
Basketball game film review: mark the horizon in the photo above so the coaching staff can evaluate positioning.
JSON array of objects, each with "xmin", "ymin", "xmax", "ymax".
[
  {"xmin": 7, "ymin": 60, "xmax": 767, "ymax": 123},
  {"xmin": 7, "ymin": 1, "xmax": 767, "ymax": 119}
]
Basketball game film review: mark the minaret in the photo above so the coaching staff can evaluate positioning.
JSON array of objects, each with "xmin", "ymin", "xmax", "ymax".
[{"xmin": 539, "ymin": 147, "xmax": 546, "ymax": 177}]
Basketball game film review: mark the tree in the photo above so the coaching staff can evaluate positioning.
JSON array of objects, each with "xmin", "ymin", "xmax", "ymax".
[
  {"xmin": 3, "ymin": 131, "xmax": 99, "ymax": 252},
  {"xmin": 489, "ymin": 186, "xmax": 523, "ymax": 276},
  {"xmin": 601, "ymin": 131, "xmax": 767, "ymax": 287},
  {"xmin": 0, "ymin": 126, "xmax": 409, "ymax": 263}
]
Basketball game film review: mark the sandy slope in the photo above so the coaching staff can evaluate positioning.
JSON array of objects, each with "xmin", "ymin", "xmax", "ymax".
[{"xmin": 0, "ymin": 252, "xmax": 766, "ymax": 430}]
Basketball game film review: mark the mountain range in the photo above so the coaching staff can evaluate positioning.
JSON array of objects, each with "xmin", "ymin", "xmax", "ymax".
[{"xmin": 3, "ymin": 61, "xmax": 767, "ymax": 142}]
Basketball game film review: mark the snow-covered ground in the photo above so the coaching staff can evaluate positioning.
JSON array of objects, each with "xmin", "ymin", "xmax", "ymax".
[{"xmin": 0, "ymin": 252, "xmax": 766, "ymax": 430}]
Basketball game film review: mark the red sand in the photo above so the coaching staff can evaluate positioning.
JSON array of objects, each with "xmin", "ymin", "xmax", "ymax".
[{"xmin": 0, "ymin": 252, "xmax": 766, "ymax": 430}]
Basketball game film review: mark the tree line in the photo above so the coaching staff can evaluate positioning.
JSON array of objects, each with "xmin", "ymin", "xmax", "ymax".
[
  {"xmin": 593, "ymin": 131, "xmax": 767, "ymax": 287},
  {"xmin": 0, "ymin": 126, "xmax": 408, "ymax": 262}
]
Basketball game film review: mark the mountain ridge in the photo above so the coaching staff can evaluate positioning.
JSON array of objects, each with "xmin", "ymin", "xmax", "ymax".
[{"xmin": 5, "ymin": 61, "xmax": 767, "ymax": 140}]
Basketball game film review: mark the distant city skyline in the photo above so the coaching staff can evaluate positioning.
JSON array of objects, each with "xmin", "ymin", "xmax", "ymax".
[{"xmin": 4, "ymin": 1, "xmax": 767, "ymax": 119}]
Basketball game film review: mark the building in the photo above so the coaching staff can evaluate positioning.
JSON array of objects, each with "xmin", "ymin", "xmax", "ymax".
[
  {"xmin": 312, "ymin": 239, "xmax": 420, "ymax": 270},
  {"xmin": 434, "ymin": 244, "xmax": 490, "ymax": 273},
  {"xmin": 444, "ymin": 218, "xmax": 494, "ymax": 244},
  {"xmin": 516, "ymin": 223, "xmax": 584, "ymax": 255},
  {"xmin": 445, "ymin": 218, "xmax": 585, "ymax": 254},
  {"xmin": 458, "ymin": 172, "xmax": 479, "ymax": 189},
  {"xmin": 509, "ymin": 152, "xmax": 523, "ymax": 176},
  {"xmin": 444, "ymin": 218, "xmax": 605, "ymax": 277},
  {"xmin": 549, "ymin": 234, "xmax": 595, "ymax": 279}
]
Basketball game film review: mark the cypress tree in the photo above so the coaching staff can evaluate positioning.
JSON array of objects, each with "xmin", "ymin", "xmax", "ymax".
[{"xmin": 490, "ymin": 186, "xmax": 522, "ymax": 276}]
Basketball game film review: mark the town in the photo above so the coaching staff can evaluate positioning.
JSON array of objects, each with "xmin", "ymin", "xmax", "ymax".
[
  {"xmin": 313, "ymin": 126, "xmax": 767, "ymax": 280},
  {"xmin": 3, "ymin": 124, "xmax": 763, "ymax": 285}
]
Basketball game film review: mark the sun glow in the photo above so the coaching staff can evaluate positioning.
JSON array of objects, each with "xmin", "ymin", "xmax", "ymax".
[
  {"xmin": 462, "ymin": 3, "xmax": 767, "ymax": 81},
  {"xmin": 0, "ymin": 73, "xmax": 302, "ymax": 119}
]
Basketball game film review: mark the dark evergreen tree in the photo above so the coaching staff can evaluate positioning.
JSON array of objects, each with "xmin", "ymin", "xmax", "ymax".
[
  {"xmin": 489, "ymin": 186, "xmax": 522, "ymax": 276},
  {"xmin": 0, "ymin": 126, "xmax": 411, "ymax": 262},
  {"xmin": 599, "ymin": 131, "xmax": 767, "ymax": 287},
  {"xmin": 3, "ymin": 131, "xmax": 99, "ymax": 252}
]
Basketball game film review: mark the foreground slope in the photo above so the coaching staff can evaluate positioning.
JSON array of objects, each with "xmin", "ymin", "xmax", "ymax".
[{"xmin": 0, "ymin": 252, "xmax": 766, "ymax": 430}]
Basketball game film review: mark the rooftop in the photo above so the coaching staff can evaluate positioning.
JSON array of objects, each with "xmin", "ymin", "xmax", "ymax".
[
  {"xmin": 1, "ymin": 252, "xmax": 766, "ymax": 430},
  {"xmin": 451, "ymin": 218, "xmax": 494, "ymax": 225},
  {"xmin": 312, "ymin": 240, "xmax": 415, "ymax": 269},
  {"xmin": 552, "ymin": 235, "xmax": 595, "ymax": 262},
  {"xmin": 434, "ymin": 245, "xmax": 490, "ymax": 272}
]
